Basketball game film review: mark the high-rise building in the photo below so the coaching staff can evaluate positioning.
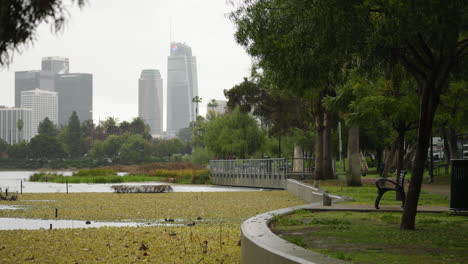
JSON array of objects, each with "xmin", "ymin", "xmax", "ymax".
[
  {"xmin": 40, "ymin": 56, "xmax": 69, "ymax": 91},
  {"xmin": 14, "ymin": 71, "xmax": 41, "ymax": 107},
  {"xmin": 20, "ymin": 89, "xmax": 58, "ymax": 136},
  {"xmin": 55, "ymin": 73, "xmax": 93, "ymax": 125},
  {"xmin": 167, "ymin": 42, "xmax": 198, "ymax": 135},
  {"xmin": 0, "ymin": 106, "xmax": 33, "ymax": 144},
  {"xmin": 207, "ymin": 100, "xmax": 228, "ymax": 115},
  {"xmin": 139, "ymin": 69, "xmax": 163, "ymax": 135}
]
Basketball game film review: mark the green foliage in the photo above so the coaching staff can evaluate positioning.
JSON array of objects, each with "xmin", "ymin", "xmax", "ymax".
[
  {"xmin": 0, "ymin": 0, "xmax": 85, "ymax": 65},
  {"xmin": 64, "ymin": 111, "xmax": 83, "ymax": 158},
  {"xmin": 190, "ymin": 147, "xmax": 212, "ymax": 166},
  {"xmin": 29, "ymin": 135, "xmax": 66, "ymax": 159},
  {"xmin": 37, "ymin": 117, "xmax": 59, "ymax": 138},
  {"xmin": 0, "ymin": 138, "xmax": 8, "ymax": 153},
  {"xmin": 119, "ymin": 134, "xmax": 152, "ymax": 164},
  {"xmin": 204, "ymin": 108, "xmax": 264, "ymax": 159},
  {"xmin": 152, "ymin": 138, "xmax": 185, "ymax": 158}
]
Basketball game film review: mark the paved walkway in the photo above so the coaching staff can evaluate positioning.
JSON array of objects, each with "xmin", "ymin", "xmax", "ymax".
[{"xmin": 312, "ymin": 203, "xmax": 449, "ymax": 213}]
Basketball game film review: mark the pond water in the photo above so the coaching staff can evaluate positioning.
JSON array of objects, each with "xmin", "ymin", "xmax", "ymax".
[
  {"xmin": 0, "ymin": 171, "xmax": 260, "ymax": 193},
  {"xmin": 0, "ymin": 217, "xmax": 184, "ymax": 230}
]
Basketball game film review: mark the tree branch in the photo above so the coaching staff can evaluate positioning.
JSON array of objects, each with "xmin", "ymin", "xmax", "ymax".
[
  {"xmin": 398, "ymin": 51, "xmax": 427, "ymax": 87},
  {"xmin": 417, "ymin": 33, "xmax": 434, "ymax": 65},
  {"xmin": 406, "ymin": 41, "xmax": 431, "ymax": 70}
]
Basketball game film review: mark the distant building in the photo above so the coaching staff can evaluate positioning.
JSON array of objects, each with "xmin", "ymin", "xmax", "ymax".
[
  {"xmin": 139, "ymin": 69, "xmax": 163, "ymax": 136},
  {"xmin": 167, "ymin": 42, "xmax": 198, "ymax": 136},
  {"xmin": 207, "ymin": 100, "xmax": 227, "ymax": 115},
  {"xmin": 0, "ymin": 106, "xmax": 33, "ymax": 144},
  {"xmin": 14, "ymin": 71, "xmax": 41, "ymax": 107},
  {"xmin": 40, "ymin": 56, "xmax": 69, "ymax": 91},
  {"xmin": 20, "ymin": 89, "xmax": 58, "ymax": 136},
  {"xmin": 55, "ymin": 73, "xmax": 93, "ymax": 125}
]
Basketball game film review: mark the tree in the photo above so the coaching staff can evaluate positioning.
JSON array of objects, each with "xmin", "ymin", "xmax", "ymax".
[
  {"xmin": 29, "ymin": 135, "xmax": 66, "ymax": 159},
  {"xmin": 0, "ymin": 0, "xmax": 85, "ymax": 65},
  {"xmin": 204, "ymin": 108, "xmax": 264, "ymax": 159},
  {"xmin": 101, "ymin": 117, "xmax": 120, "ymax": 136},
  {"xmin": 16, "ymin": 119, "xmax": 23, "ymax": 142},
  {"xmin": 119, "ymin": 134, "xmax": 151, "ymax": 164},
  {"xmin": 129, "ymin": 117, "xmax": 151, "ymax": 139},
  {"xmin": 0, "ymin": 138, "xmax": 8, "ymax": 154},
  {"xmin": 192, "ymin": 96, "xmax": 202, "ymax": 120},
  {"xmin": 231, "ymin": 0, "xmax": 468, "ymax": 230},
  {"xmin": 64, "ymin": 111, "xmax": 83, "ymax": 158},
  {"xmin": 7, "ymin": 141, "xmax": 29, "ymax": 159},
  {"xmin": 38, "ymin": 117, "xmax": 58, "ymax": 137}
]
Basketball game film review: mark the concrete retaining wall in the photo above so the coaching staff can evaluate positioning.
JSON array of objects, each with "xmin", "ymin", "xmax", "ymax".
[
  {"xmin": 286, "ymin": 179, "xmax": 341, "ymax": 203},
  {"xmin": 241, "ymin": 203, "xmax": 348, "ymax": 264}
]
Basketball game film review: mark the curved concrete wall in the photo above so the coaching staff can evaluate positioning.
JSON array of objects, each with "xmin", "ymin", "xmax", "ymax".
[{"xmin": 241, "ymin": 203, "xmax": 348, "ymax": 264}]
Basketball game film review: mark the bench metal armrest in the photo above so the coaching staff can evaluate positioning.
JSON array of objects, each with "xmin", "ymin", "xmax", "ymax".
[{"xmin": 375, "ymin": 178, "xmax": 400, "ymax": 188}]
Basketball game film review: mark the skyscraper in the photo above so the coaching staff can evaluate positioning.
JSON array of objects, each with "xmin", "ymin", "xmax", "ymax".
[
  {"xmin": 20, "ymin": 89, "xmax": 58, "ymax": 136},
  {"xmin": 167, "ymin": 42, "xmax": 198, "ymax": 135},
  {"xmin": 0, "ymin": 106, "xmax": 33, "ymax": 144},
  {"xmin": 40, "ymin": 56, "xmax": 69, "ymax": 91},
  {"xmin": 14, "ymin": 71, "xmax": 41, "ymax": 107},
  {"xmin": 139, "ymin": 69, "xmax": 163, "ymax": 135},
  {"xmin": 55, "ymin": 73, "xmax": 93, "ymax": 125}
]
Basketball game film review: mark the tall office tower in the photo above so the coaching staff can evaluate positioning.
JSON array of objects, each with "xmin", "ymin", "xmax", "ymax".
[
  {"xmin": 0, "ymin": 106, "xmax": 33, "ymax": 144},
  {"xmin": 14, "ymin": 71, "xmax": 41, "ymax": 107},
  {"xmin": 55, "ymin": 74, "xmax": 93, "ymax": 125},
  {"xmin": 20, "ymin": 89, "xmax": 58, "ymax": 137},
  {"xmin": 167, "ymin": 42, "xmax": 198, "ymax": 136},
  {"xmin": 40, "ymin": 56, "xmax": 70, "ymax": 91},
  {"xmin": 139, "ymin": 69, "xmax": 163, "ymax": 136}
]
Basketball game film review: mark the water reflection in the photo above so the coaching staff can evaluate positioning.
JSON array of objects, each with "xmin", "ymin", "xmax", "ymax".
[
  {"xmin": 0, "ymin": 171, "xmax": 260, "ymax": 193},
  {"xmin": 0, "ymin": 217, "xmax": 184, "ymax": 230}
]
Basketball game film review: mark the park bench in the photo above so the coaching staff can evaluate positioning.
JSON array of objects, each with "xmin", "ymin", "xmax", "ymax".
[{"xmin": 374, "ymin": 170, "xmax": 406, "ymax": 209}]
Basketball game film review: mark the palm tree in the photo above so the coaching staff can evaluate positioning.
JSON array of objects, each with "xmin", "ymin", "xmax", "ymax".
[
  {"xmin": 192, "ymin": 96, "xmax": 202, "ymax": 120},
  {"xmin": 16, "ymin": 119, "xmax": 23, "ymax": 142}
]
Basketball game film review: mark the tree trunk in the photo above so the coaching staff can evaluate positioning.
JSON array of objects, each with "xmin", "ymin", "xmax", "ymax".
[
  {"xmin": 314, "ymin": 112, "xmax": 324, "ymax": 180},
  {"xmin": 293, "ymin": 144, "xmax": 303, "ymax": 172},
  {"xmin": 396, "ymin": 132, "xmax": 406, "ymax": 178},
  {"xmin": 401, "ymin": 83, "xmax": 441, "ymax": 230},
  {"xmin": 376, "ymin": 148, "xmax": 383, "ymax": 175},
  {"xmin": 449, "ymin": 127, "xmax": 458, "ymax": 158},
  {"xmin": 346, "ymin": 125, "xmax": 362, "ymax": 186},
  {"xmin": 440, "ymin": 125, "xmax": 452, "ymax": 162},
  {"xmin": 323, "ymin": 112, "xmax": 335, "ymax": 179},
  {"xmin": 382, "ymin": 140, "xmax": 397, "ymax": 178}
]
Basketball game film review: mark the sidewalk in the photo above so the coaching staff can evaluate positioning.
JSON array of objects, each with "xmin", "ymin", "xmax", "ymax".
[{"xmin": 311, "ymin": 203, "xmax": 448, "ymax": 213}]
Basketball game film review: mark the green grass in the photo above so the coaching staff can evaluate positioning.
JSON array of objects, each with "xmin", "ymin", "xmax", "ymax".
[
  {"xmin": 272, "ymin": 210, "xmax": 468, "ymax": 264},
  {"xmin": 29, "ymin": 169, "xmax": 212, "ymax": 184},
  {"xmin": 321, "ymin": 185, "xmax": 449, "ymax": 206}
]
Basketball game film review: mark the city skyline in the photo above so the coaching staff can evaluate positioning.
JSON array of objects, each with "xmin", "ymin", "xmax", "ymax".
[{"xmin": 0, "ymin": 0, "xmax": 252, "ymax": 129}]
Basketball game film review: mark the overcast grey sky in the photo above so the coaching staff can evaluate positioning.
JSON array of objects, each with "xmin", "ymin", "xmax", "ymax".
[{"xmin": 0, "ymin": 0, "xmax": 251, "ymax": 129}]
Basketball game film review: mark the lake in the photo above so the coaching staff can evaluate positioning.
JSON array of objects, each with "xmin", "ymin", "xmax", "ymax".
[{"xmin": 0, "ymin": 171, "xmax": 261, "ymax": 193}]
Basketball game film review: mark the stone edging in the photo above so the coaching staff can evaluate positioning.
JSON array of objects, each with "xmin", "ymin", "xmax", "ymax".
[{"xmin": 241, "ymin": 179, "xmax": 348, "ymax": 264}]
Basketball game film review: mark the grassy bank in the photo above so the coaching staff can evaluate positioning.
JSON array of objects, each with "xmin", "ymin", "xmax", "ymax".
[
  {"xmin": 271, "ymin": 210, "xmax": 468, "ymax": 264},
  {"xmin": 0, "ymin": 192, "xmax": 304, "ymax": 263},
  {"xmin": 29, "ymin": 168, "xmax": 211, "ymax": 184}
]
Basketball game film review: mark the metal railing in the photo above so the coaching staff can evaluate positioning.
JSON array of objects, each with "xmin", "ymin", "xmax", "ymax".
[{"xmin": 209, "ymin": 158, "xmax": 315, "ymax": 188}]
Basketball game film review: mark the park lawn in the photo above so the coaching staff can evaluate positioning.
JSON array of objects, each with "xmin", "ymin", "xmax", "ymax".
[
  {"xmin": 0, "ymin": 191, "xmax": 304, "ymax": 264},
  {"xmin": 271, "ymin": 210, "xmax": 468, "ymax": 264},
  {"xmin": 321, "ymin": 185, "xmax": 449, "ymax": 207}
]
